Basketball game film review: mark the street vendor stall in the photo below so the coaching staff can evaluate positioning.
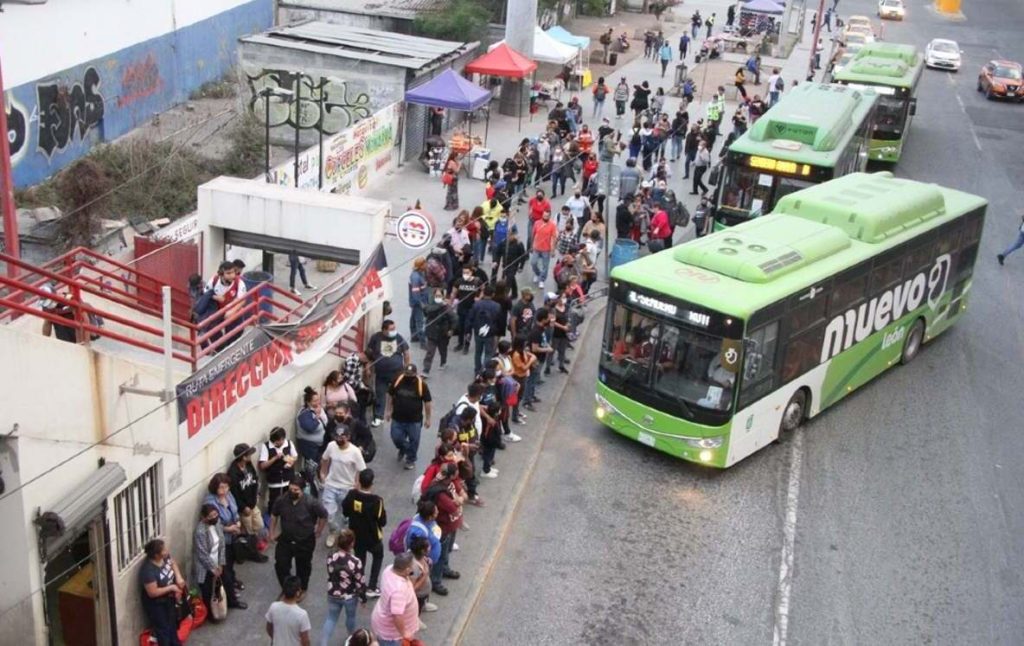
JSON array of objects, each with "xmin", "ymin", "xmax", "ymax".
[
  {"xmin": 546, "ymin": 26, "xmax": 593, "ymax": 89},
  {"xmin": 465, "ymin": 43, "xmax": 538, "ymax": 131},
  {"xmin": 405, "ymin": 68, "xmax": 493, "ymax": 174},
  {"xmin": 739, "ymin": 0, "xmax": 784, "ymax": 43}
]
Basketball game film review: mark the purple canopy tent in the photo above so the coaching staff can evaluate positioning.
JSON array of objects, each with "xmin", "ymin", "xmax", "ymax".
[{"xmin": 405, "ymin": 68, "xmax": 494, "ymax": 143}]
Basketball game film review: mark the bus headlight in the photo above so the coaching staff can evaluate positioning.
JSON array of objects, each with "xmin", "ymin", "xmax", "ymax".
[
  {"xmin": 596, "ymin": 406, "xmax": 608, "ymax": 420},
  {"xmin": 595, "ymin": 394, "xmax": 615, "ymax": 420},
  {"xmin": 699, "ymin": 450, "xmax": 714, "ymax": 462},
  {"xmin": 685, "ymin": 437, "xmax": 724, "ymax": 450}
]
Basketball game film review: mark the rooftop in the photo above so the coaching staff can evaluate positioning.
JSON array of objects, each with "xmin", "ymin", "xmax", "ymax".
[
  {"xmin": 278, "ymin": 0, "xmax": 450, "ymax": 21},
  {"xmin": 240, "ymin": 20, "xmax": 475, "ymax": 70}
]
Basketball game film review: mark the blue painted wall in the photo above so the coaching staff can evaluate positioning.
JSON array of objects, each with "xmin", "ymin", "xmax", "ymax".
[{"xmin": 3, "ymin": 0, "xmax": 273, "ymax": 188}]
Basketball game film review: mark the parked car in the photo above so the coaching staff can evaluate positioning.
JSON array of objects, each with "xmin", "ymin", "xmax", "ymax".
[
  {"xmin": 845, "ymin": 15, "xmax": 877, "ymax": 39},
  {"xmin": 925, "ymin": 39, "xmax": 962, "ymax": 71},
  {"xmin": 977, "ymin": 60, "xmax": 1023, "ymax": 101},
  {"xmin": 878, "ymin": 0, "xmax": 906, "ymax": 20}
]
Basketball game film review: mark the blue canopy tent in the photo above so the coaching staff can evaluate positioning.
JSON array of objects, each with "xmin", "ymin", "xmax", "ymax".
[
  {"xmin": 405, "ymin": 68, "xmax": 494, "ymax": 143},
  {"xmin": 546, "ymin": 26, "xmax": 591, "ymax": 50}
]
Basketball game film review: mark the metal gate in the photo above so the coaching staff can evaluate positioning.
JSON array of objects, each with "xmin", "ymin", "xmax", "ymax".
[{"xmin": 132, "ymin": 236, "xmax": 200, "ymax": 320}]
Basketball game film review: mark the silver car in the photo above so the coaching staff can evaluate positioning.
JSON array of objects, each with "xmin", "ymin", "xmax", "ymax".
[{"xmin": 925, "ymin": 38, "xmax": 962, "ymax": 71}]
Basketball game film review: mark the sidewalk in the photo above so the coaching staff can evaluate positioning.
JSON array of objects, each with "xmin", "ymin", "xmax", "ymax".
[{"xmin": 189, "ymin": 3, "xmax": 814, "ymax": 645}]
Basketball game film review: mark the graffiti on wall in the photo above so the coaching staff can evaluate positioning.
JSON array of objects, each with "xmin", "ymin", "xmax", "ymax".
[
  {"xmin": 4, "ymin": 94, "xmax": 28, "ymax": 166},
  {"xmin": 118, "ymin": 54, "xmax": 163, "ymax": 108},
  {"xmin": 36, "ymin": 67, "xmax": 105, "ymax": 159},
  {"xmin": 244, "ymin": 68, "xmax": 372, "ymax": 135}
]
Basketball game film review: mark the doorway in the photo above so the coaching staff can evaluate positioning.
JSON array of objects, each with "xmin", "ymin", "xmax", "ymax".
[{"xmin": 42, "ymin": 517, "xmax": 114, "ymax": 646}]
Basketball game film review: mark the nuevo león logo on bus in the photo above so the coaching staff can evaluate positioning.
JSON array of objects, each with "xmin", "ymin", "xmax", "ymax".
[{"xmin": 820, "ymin": 254, "xmax": 951, "ymax": 363}]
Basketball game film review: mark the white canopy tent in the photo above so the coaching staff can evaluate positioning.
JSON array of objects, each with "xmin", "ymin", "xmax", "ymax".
[{"xmin": 489, "ymin": 25, "xmax": 578, "ymax": 64}]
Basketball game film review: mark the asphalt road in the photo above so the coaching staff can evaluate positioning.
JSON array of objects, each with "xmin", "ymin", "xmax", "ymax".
[{"xmin": 460, "ymin": 1, "xmax": 1024, "ymax": 644}]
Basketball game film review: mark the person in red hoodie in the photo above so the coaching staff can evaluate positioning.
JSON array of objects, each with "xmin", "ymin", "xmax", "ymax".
[
  {"xmin": 423, "ymin": 462, "xmax": 465, "ymax": 595},
  {"xmin": 527, "ymin": 189, "xmax": 552, "ymax": 249},
  {"xmin": 576, "ymin": 124, "xmax": 595, "ymax": 155},
  {"xmin": 581, "ymin": 153, "xmax": 599, "ymax": 193},
  {"xmin": 648, "ymin": 208, "xmax": 673, "ymax": 253}
]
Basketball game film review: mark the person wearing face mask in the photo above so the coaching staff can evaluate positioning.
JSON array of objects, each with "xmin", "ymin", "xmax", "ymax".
[
  {"xmin": 422, "ymin": 288, "xmax": 457, "ymax": 376},
  {"xmin": 531, "ymin": 211, "xmax": 558, "ymax": 289},
  {"xmin": 270, "ymin": 476, "xmax": 328, "ymax": 599},
  {"xmin": 365, "ymin": 320, "xmax": 410, "ymax": 427},
  {"xmin": 319, "ymin": 426, "xmax": 366, "ymax": 548},
  {"xmin": 259, "ymin": 426, "xmax": 297, "ymax": 510},
  {"xmin": 449, "ymin": 263, "xmax": 482, "ymax": 354},
  {"xmin": 492, "ymin": 226, "xmax": 525, "ymax": 300},
  {"xmin": 139, "ymin": 538, "xmax": 187, "ymax": 646},
  {"xmin": 447, "ymin": 211, "xmax": 471, "ymax": 253},
  {"xmin": 328, "ymin": 400, "xmax": 375, "ymax": 463},
  {"xmin": 194, "ymin": 503, "xmax": 244, "ymax": 612}
]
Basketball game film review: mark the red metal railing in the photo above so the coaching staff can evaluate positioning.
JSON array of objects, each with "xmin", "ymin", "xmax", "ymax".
[{"xmin": 0, "ymin": 247, "xmax": 359, "ymax": 371}]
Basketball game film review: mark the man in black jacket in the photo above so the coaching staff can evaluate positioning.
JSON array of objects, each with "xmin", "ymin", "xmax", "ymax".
[
  {"xmin": 469, "ymin": 284, "xmax": 503, "ymax": 375},
  {"xmin": 342, "ymin": 468, "xmax": 388, "ymax": 596},
  {"xmin": 616, "ymin": 198, "xmax": 637, "ymax": 240},
  {"xmin": 493, "ymin": 225, "xmax": 526, "ymax": 299},
  {"xmin": 326, "ymin": 402, "xmax": 375, "ymax": 463},
  {"xmin": 423, "ymin": 287, "xmax": 458, "ymax": 376}
]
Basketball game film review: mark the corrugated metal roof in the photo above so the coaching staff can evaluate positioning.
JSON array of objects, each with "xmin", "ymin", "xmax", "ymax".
[
  {"xmin": 240, "ymin": 21, "xmax": 475, "ymax": 70},
  {"xmin": 278, "ymin": 0, "xmax": 449, "ymax": 21}
]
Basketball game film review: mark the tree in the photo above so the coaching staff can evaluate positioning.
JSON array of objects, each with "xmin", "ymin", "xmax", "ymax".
[{"xmin": 414, "ymin": 0, "xmax": 492, "ymax": 43}]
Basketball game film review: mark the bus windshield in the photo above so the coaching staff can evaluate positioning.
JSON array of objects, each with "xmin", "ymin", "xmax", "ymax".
[
  {"xmin": 718, "ymin": 164, "xmax": 815, "ymax": 224},
  {"xmin": 601, "ymin": 301, "xmax": 739, "ymax": 414},
  {"xmin": 874, "ymin": 94, "xmax": 908, "ymax": 135}
]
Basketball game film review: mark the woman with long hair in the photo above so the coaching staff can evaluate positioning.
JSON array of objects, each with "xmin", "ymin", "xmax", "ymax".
[{"xmin": 323, "ymin": 370, "xmax": 358, "ymax": 410}]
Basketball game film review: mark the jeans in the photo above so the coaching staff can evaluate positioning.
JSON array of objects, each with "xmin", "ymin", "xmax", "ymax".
[
  {"xmin": 1001, "ymin": 231, "xmax": 1024, "ymax": 258},
  {"xmin": 615, "ymin": 99, "xmax": 626, "ymax": 116},
  {"xmin": 320, "ymin": 596, "xmax": 359, "ymax": 645},
  {"xmin": 661, "ymin": 59, "xmax": 669, "ymax": 76},
  {"xmin": 671, "ymin": 136, "xmax": 683, "ymax": 160},
  {"xmin": 145, "ymin": 600, "xmax": 183, "ymax": 646},
  {"xmin": 525, "ymin": 369, "xmax": 539, "ymax": 402},
  {"xmin": 456, "ymin": 308, "xmax": 472, "ymax": 348},
  {"xmin": 379, "ymin": 640, "xmax": 402, "ymax": 646},
  {"xmin": 592, "ymin": 98, "xmax": 605, "ymax": 117},
  {"xmin": 430, "ymin": 531, "xmax": 457, "ymax": 586},
  {"xmin": 289, "ymin": 257, "xmax": 310, "ymax": 289},
  {"xmin": 684, "ymin": 150, "xmax": 696, "ymax": 177},
  {"xmin": 553, "ymin": 336, "xmax": 569, "ymax": 369},
  {"xmin": 391, "ymin": 420, "xmax": 423, "ymax": 466},
  {"xmin": 275, "ymin": 535, "xmax": 316, "ymax": 590},
  {"xmin": 482, "ymin": 442, "xmax": 497, "ymax": 472},
  {"xmin": 474, "ymin": 335, "xmax": 496, "ymax": 374},
  {"xmin": 373, "ymin": 373, "xmax": 393, "ymax": 420},
  {"xmin": 692, "ymin": 166, "xmax": 708, "ymax": 194},
  {"xmin": 551, "ymin": 169, "xmax": 567, "ymax": 197},
  {"xmin": 531, "ymin": 250, "xmax": 551, "ymax": 284},
  {"xmin": 691, "ymin": 25, "xmax": 699, "ymax": 38},
  {"xmin": 769, "ymin": 90, "xmax": 780, "ymax": 107},
  {"xmin": 409, "ymin": 303, "xmax": 425, "ymax": 342},
  {"xmin": 423, "ymin": 336, "xmax": 449, "ymax": 372},
  {"xmin": 322, "ymin": 484, "xmax": 350, "ymax": 533},
  {"xmin": 354, "ymin": 540, "xmax": 384, "ymax": 589}
]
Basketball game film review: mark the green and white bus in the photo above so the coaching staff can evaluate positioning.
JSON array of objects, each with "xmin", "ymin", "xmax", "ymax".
[
  {"xmin": 714, "ymin": 82, "xmax": 877, "ymax": 230},
  {"xmin": 832, "ymin": 42, "xmax": 924, "ymax": 163},
  {"xmin": 596, "ymin": 172, "xmax": 986, "ymax": 468}
]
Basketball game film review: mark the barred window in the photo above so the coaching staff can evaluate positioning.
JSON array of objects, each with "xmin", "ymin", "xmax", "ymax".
[{"xmin": 114, "ymin": 462, "xmax": 161, "ymax": 570}]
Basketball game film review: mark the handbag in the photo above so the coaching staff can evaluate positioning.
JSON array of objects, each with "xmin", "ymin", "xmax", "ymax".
[
  {"xmin": 441, "ymin": 170, "xmax": 454, "ymax": 185},
  {"xmin": 233, "ymin": 534, "xmax": 267, "ymax": 564},
  {"xmin": 708, "ymin": 164, "xmax": 722, "ymax": 186},
  {"xmin": 208, "ymin": 576, "xmax": 228, "ymax": 622}
]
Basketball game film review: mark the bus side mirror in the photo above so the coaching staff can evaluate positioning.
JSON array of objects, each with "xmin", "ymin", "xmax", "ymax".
[{"xmin": 909, "ymin": 98, "xmax": 917, "ymax": 116}]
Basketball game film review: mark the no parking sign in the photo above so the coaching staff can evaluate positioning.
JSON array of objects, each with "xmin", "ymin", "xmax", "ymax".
[{"xmin": 395, "ymin": 209, "xmax": 436, "ymax": 250}]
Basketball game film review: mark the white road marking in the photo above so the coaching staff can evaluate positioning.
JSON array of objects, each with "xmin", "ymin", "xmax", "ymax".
[
  {"xmin": 772, "ymin": 429, "xmax": 804, "ymax": 646},
  {"xmin": 954, "ymin": 93, "xmax": 984, "ymax": 152}
]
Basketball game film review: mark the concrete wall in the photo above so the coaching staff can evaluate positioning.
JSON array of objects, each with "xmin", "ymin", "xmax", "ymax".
[
  {"xmin": 0, "ymin": 298, "xmax": 384, "ymax": 644},
  {"xmin": 237, "ymin": 40, "xmax": 407, "ymax": 148},
  {"xmin": 1, "ymin": 0, "xmax": 275, "ymax": 188},
  {"xmin": 277, "ymin": 6, "xmax": 413, "ymax": 34}
]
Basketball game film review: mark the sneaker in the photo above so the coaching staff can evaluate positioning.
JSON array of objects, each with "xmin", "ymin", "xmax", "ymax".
[
  {"xmin": 442, "ymin": 570, "xmax": 461, "ymax": 580},
  {"xmin": 997, "ymin": 254, "xmax": 1005, "ymax": 265},
  {"xmin": 523, "ymin": 403, "xmax": 537, "ymax": 412},
  {"xmin": 468, "ymin": 496, "xmax": 486, "ymax": 506},
  {"xmin": 452, "ymin": 542, "xmax": 460, "ymax": 552},
  {"xmin": 507, "ymin": 433, "xmax": 523, "ymax": 442},
  {"xmin": 514, "ymin": 417, "xmax": 527, "ymax": 425},
  {"xmin": 404, "ymin": 462, "xmax": 416, "ymax": 470},
  {"xmin": 372, "ymin": 418, "xmax": 382, "ymax": 428},
  {"xmin": 325, "ymin": 532, "xmax": 338, "ymax": 548},
  {"xmin": 418, "ymin": 620, "xmax": 428, "ymax": 631},
  {"xmin": 304, "ymin": 284, "xmax": 317, "ymax": 290},
  {"xmin": 559, "ymin": 367, "xmax": 569, "ymax": 374},
  {"xmin": 432, "ymin": 584, "xmax": 449, "ymax": 596},
  {"xmin": 290, "ymin": 288, "xmax": 302, "ymax": 296},
  {"xmin": 423, "ymin": 601, "xmax": 439, "ymax": 612},
  {"xmin": 480, "ymin": 470, "xmax": 498, "ymax": 479},
  {"xmin": 366, "ymin": 588, "xmax": 381, "ymax": 599},
  {"xmin": 439, "ymin": 363, "xmax": 448, "ymax": 370}
]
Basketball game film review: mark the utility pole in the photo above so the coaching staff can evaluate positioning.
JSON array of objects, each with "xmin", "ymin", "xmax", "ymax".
[
  {"xmin": 0, "ymin": 57, "xmax": 20, "ymax": 277},
  {"xmin": 808, "ymin": 0, "xmax": 826, "ymax": 82},
  {"xmin": 498, "ymin": 0, "xmax": 537, "ymax": 119}
]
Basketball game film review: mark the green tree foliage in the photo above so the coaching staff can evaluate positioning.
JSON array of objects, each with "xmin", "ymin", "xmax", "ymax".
[{"xmin": 414, "ymin": 0, "xmax": 492, "ymax": 43}]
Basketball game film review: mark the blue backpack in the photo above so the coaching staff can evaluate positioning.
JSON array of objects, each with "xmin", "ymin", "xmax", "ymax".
[{"xmin": 492, "ymin": 218, "xmax": 509, "ymax": 248}]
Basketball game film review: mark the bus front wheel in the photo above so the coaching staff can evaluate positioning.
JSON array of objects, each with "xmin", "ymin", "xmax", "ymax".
[
  {"xmin": 901, "ymin": 319, "xmax": 926, "ymax": 365},
  {"xmin": 780, "ymin": 390, "xmax": 808, "ymax": 434}
]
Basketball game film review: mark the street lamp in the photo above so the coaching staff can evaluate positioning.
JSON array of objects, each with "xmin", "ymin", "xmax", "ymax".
[{"xmin": 258, "ymin": 86, "xmax": 294, "ymax": 272}]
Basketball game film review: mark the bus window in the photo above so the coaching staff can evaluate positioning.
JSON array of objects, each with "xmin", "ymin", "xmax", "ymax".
[
  {"xmin": 786, "ymin": 292, "xmax": 827, "ymax": 334},
  {"xmin": 781, "ymin": 326, "xmax": 826, "ymax": 383},
  {"xmin": 961, "ymin": 211, "xmax": 983, "ymax": 246},
  {"xmin": 829, "ymin": 267, "xmax": 869, "ymax": 315},
  {"xmin": 775, "ymin": 177, "xmax": 815, "ymax": 204},
  {"xmin": 870, "ymin": 256, "xmax": 904, "ymax": 291},
  {"xmin": 905, "ymin": 239, "xmax": 936, "ymax": 275},
  {"xmin": 720, "ymin": 166, "xmax": 772, "ymax": 215},
  {"xmin": 874, "ymin": 94, "xmax": 908, "ymax": 133},
  {"xmin": 602, "ymin": 303, "xmax": 657, "ymax": 381},
  {"xmin": 739, "ymin": 321, "xmax": 779, "ymax": 409},
  {"xmin": 652, "ymin": 324, "xmax": 737, "ymax": 412}
]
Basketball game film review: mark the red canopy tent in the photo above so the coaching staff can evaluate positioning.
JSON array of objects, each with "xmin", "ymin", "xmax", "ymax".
[{"xmin": 465, "ymin": 43, "xmax": 538, "ymax": 131}]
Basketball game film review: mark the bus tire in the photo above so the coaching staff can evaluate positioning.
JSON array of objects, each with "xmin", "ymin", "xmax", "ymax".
[
  {"xmin": 780, "ymin": 389, "xmax": 808, "ymax": 434},
  {"xmin": 900, "ymin": 319, "xmax": 926, "ymax": 365}
]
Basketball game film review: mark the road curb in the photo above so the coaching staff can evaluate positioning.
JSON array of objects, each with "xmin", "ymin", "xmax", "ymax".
[{"xmin": 443, "ymin": 300, "xmax": 608, "ymax": 646}]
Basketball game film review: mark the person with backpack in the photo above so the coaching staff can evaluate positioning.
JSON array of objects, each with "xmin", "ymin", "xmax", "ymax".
[
  {"xmin": 396, "ymin": 501, "xmax": 443, "ymax": 594},
  {"xmin": 385, "ymin": 364, "xmax": 432, "ymax": 471},
  {"xmin": 591, "ymin": 76, "xmax": 610, "ymax": 118},
  {"xmin": 421, "ymin": 288, "xmax": 457, "ymax": 377},
  {"xmin": 408, "ymin": 258, "xmax": 429, "ymax": 348},
  {"xmin": 342, "ymin": 468, "xmax": 387, "ymax": 597},
  {"xmin": 613, "ymin": 77, "xmax": 629, "ymax": 119},
  {"xmin": 365, "ymin": 319, "xmax": 411, "ymax": 428},
  {"xmin": 422, "ymin": 462, "xmax": 464, "ymax": 596},
  {"xmin": 424, "ymin": 247, "xmax": 449, "ymax": 290}
]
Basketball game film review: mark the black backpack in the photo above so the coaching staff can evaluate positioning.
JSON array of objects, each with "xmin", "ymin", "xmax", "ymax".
[{"xmin": 437, "ymin": 404, "xmax": 460, "ymax": 436}]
